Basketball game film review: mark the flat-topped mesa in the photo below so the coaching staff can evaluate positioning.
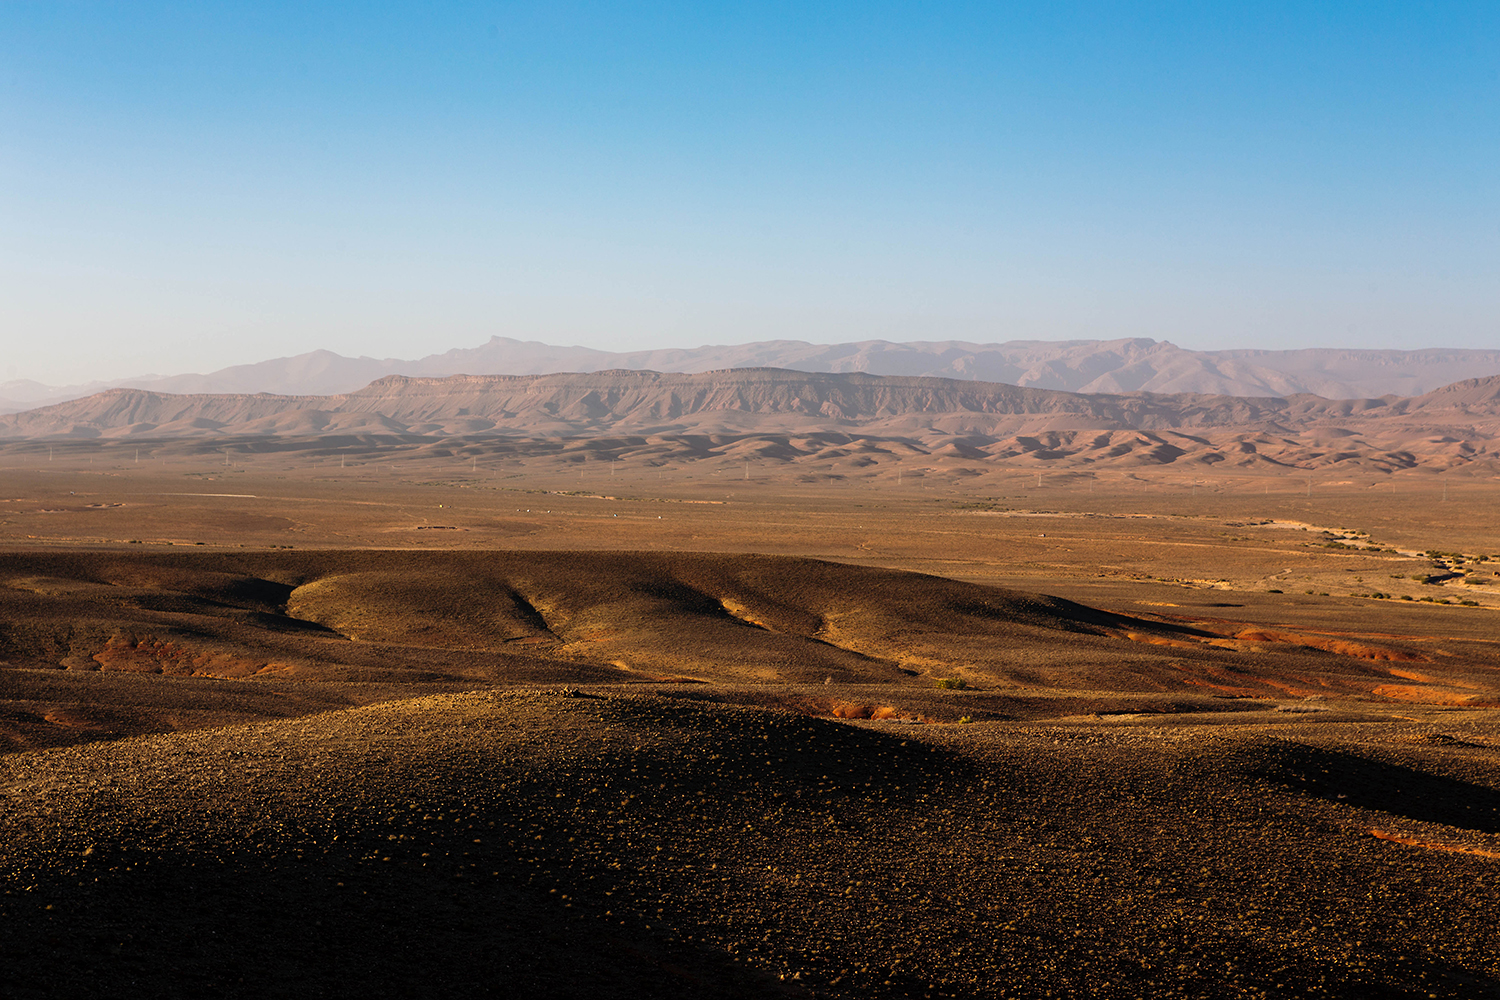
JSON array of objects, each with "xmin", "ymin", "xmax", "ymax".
[
  {"xmin": 0, "ymin": 368, "xmax": 1251, "ymax": 438},
  {"xmin": 2, "ymin": 370, "xmax": 1499, "ymax": 473}
]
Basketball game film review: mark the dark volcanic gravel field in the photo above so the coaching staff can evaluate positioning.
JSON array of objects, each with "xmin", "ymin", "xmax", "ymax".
[{"xmin": 3, "ymin": 689, "xmax": 1498, "ymax": 999}]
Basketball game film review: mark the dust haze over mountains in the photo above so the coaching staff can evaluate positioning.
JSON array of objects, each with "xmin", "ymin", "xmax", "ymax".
[
  {"xmin": 5, "ymin": 367, "xmax": 1500, "ymax": 475},
  {"xmin": 7, "ymin": 336, "xmax": 1500, "ymax": 412}
]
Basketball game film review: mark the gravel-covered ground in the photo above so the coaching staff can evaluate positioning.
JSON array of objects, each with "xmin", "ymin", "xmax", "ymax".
[{"xmin": 4, "ymin": 689, "xmax": 1498, "ymax": 999}]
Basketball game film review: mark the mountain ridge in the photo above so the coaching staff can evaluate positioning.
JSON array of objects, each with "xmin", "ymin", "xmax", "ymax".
[
  {"xmin": 8, "ymin": 337, "xmax": 1500, "ymax": 413},
  {"xmin": 4, "ymin": 368, "xmax": 1500, "ymax": 474}
]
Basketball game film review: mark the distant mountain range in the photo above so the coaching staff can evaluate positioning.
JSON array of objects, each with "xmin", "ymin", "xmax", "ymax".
[
  {"xmin": 5, "ymin": 368, "xmax": 1500, "ymax": 474},
  {"xmin": 6, "ymin": 337, "xmax": 1500, "ymax": 413}
]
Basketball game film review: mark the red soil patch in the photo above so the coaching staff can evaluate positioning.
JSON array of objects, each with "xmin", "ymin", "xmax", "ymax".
[
  {"xmin": 1368, "ymin": 685, "xmax": 1498, "ymax": 707},
  {"xmin": 1232, "ymin": 630, "xmax": 1425, "ymax": 662},
  {"xmin": 1120, "ymin": 626, "xmax": 1425, "ymax": 664},
  {"xmin": 1121, "ymin": 631, "xmax": 1202, "ymax": 651},
  {"xmin": 92, "ymin": 634, "xmax": 275, "ymax": 679},
  {"xmin": 1256, "ymin": 678, "xmax": 1332, "ymax": 698},
  {"xmin": 828, "ymin": 701, "xmax": 909, "ymax": 720},
  {"xmin": 795, "ymin": 698, "xmax": 921, "ymax": 721},
  {"xmin": 1369, "ymin": 829, "xmax": 1500, "ymax": 859},
  {"xmin": 715, "ymin": 692, "xmax": 924, "ymax": 722}
]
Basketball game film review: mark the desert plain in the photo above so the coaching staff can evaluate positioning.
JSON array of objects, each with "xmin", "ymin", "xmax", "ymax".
[{"xmin": 3, "ymin": 411, "xmax": 1500, "ymax": 998}]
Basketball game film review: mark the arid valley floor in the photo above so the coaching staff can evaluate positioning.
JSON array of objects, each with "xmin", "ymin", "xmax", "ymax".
[{"xmin": 3, "ymin": 442, "xmax": 1499, "ymax": 998}]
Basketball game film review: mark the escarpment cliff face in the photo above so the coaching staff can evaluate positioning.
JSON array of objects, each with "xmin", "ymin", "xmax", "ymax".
[{"xmin": 4, "ymin": 368, "xmax": 1500, "ymax": 473}]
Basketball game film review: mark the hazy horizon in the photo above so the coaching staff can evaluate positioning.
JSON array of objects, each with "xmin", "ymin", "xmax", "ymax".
[
  {"xmin": 14, "ymin": 333, "xmax": 1500, "ymax": 394},
  {"xmin": 5, "ymin": 3, "xmax": 1497, "ymax": 385}
]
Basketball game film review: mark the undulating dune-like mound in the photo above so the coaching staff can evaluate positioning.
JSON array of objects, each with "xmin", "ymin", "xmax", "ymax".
[{"xmin": 4, "ymin": 550, "xmax": 1497, "ymax": 753}]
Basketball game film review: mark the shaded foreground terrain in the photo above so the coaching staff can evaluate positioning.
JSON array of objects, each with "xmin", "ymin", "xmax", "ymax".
[
  {"xmin": 4, "ymin": 690, "xmax": 1499, "ymax": 999},
  {"xmin": 2, "ymin": 543, "xmax": 1499, "ymax": 998}
]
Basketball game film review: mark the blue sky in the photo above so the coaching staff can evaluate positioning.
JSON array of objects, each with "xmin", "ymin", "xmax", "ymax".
[{"xmin": 2, "ymin": 1, "xmax": 1496, "ymax": 383}]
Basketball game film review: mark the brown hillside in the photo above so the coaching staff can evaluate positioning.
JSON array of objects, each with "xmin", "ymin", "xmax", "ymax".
[
  {"xmin": 5, "ymin": 369, "xmax": 1500, "ymax": 473},
  {"xmin": 4, "ymin": 549, "xmax": 1497, "ymax": 755}
]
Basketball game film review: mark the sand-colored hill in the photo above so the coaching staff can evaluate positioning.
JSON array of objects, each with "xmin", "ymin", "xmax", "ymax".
[{"xmin": 4, "ymin": 549, "xmax": 1498, "ymax": 756}]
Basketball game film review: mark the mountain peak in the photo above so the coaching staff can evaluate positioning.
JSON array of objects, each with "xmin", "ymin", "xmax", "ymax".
[{"xmin": 9, "ymin": 338, "xmax": 1500, "ymax": 415}]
